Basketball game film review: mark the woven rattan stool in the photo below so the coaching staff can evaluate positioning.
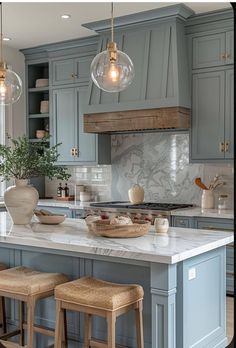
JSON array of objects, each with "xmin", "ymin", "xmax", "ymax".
[
  {"xmin": 55, "ymin": 276, "xmax": 144, "ymax": 348},
  {"xmin": 0, "ymin": 266, "xmax": 68, "ymax": 348},
  {"xmin": 0, "ymin": 263, "xmax": 7, "ymax": 334}
]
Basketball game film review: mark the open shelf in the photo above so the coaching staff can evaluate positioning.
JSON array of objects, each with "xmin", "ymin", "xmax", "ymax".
[
  {"xmin": 28, "ymin": 87, "xmax": 49, "ymax": 93},
  {"xmin": 29, "ymin": 138, "xmax": 50, "ymax": 143},
  {"xmin": 29, "ymin": 113, "xmax": 49, "ymax": 119}
]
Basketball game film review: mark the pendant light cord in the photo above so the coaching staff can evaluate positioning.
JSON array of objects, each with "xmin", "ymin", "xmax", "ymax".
[{"xmin": 111, "ymin": 2, "xmax": 114, "ymax": 43}]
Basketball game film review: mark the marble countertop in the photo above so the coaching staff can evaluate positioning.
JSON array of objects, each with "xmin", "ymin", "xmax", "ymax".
[
  {"xmin": 37, "ymin": 199, "xmax": 94, "ymax": 209},
  {"xmin": 170, "ymin": 207, "xmax": 234, "ymax": 219},
  {"xmin": 0, "ymin": 213, "xmax": 233, "ymax": 264}
]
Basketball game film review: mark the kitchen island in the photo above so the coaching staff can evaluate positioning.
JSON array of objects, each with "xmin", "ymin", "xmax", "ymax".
[{"xmin": 0, "ymin": 212, "xmax": 233, "ymax": 348}]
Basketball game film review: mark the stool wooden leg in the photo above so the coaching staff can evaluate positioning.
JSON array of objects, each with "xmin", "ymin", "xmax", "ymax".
[
  {"xmin": 0, "ymin": 297, "xmax": 7, "ymax": 333},
  {"xmin": 135, "ymin": 300, "xmax": 144, "ymax": 348},
  {"xmin": 84, "ymin": 313, "xmax": 92, "ymax": 348},
  {"xmin": 62, "ymin": 309, "xmax": 68, "ymax": 348},
  {"xmin": 27, "ymin": 297, "xmax": 36, "ymax": 348},
  {"xmin": 55, "ymin": 300, "xmax": 63, "ymax": 348},
  {"xmin": 19, "ymin": 301, "xmax": 25, "ymax": 346},
  {"xmin": 107, "ymin": 312, "xmax": 116, "ymax": 348}
]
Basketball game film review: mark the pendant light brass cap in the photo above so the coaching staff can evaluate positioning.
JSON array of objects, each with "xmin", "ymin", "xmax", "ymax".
[
  {"xmin": 0, "ymin": 61, "xmax": 7, "ymax": 70},
  {"xmin": 107, "ymin": 42, "xmax": 117, "ymax": 52}
]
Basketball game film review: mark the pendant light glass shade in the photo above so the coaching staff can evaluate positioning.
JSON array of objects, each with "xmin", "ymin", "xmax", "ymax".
[
  {"xmin": 0, "ymin": 63, "xmax": 22, "ymax": 105},
  {"xmin": 0, "ymin": 3, "xmax": 22, "ymax": 105},
  {"xmin": 90, "ymin": 3, "xmax": 134, "ymax": 93},
  {"xmin": 91, "ymin": 46, "xmax": 134, "ymax": 92}
]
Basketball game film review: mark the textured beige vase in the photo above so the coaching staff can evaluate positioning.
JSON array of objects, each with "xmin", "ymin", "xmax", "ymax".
[
  {"xmin": 4, "ymin": 179, "xmax": 39, "ymax": 224},
  {"xmin": 128, "ymin": 184, "xmax": 144, "ymax": 204}
]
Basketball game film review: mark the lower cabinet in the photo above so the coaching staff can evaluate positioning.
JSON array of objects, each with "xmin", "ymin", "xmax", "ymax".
[
  {"xmin": 52, "ymin": 86, "xmax": 111, "ymax": 165},
  {"xmin": 171, "ymin": 216, "xmax": 194, "ymax": 228}
]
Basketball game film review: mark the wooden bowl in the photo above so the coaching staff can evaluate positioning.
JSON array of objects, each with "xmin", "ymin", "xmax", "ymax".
[
  {"xmin": 36, "ymin": 214, "xmax": 66, "ymax": 225},
  {"xmin": 90, "ymin": 220, "xmax": 151, "ymax": 238}
]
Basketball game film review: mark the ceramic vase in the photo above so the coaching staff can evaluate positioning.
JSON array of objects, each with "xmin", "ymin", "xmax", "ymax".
[
  {"xmin": 201, "ymin": 189, "xmax": 214, "ymax": 209},
  {"xmin": 128, "ymin": 184, "xmax": 144, "ymax": 204},
  {"xmin": 4, "ymin": 179, "xmax": 39, "ymax": 224}
]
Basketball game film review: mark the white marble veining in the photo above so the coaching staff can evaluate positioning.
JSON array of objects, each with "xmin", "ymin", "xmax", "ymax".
[
  {"xmin": 171, "ymin": 207, "xmax": 234, "ymax": 219},
  {"xmin": 0, "ymin": 213, "xmax": 233, "ymax": 264}
]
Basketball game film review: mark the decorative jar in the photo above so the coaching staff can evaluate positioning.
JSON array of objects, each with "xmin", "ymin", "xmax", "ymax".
[{"xmin": 201, "ymin": 190, "xmax": 214, "ymax": 209}]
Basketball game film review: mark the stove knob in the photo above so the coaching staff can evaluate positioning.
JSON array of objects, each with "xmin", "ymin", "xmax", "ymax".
[{"xmin": 144, "ymin": 214, "xmax": 152, "ymax": 222}]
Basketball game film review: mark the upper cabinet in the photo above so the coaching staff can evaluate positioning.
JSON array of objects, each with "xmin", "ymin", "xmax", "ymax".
[
  {"xmin": 187, "ymin": 8, "xmax": 234, "ymax": 162},
  {"xmin": 192, "ymin": 31, "xmax": 234, "ymax": 69},
  {"xmin": 52, "ymin": 55, "xmax": 93, "ymax": 86},
  {"xmin": 21, "ymin": 36, "xmax": 111, "ymax": 166},
  {"xmin": 83, "ymin": 5, "xmax": 194, "ymax": 115}
]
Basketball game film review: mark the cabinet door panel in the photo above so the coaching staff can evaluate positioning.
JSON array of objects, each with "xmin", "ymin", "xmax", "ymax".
[
  {"xmin": 191, "ymin": 71, "xmax": 225, "ymax": 160},
  {"xmin": 76, "ymin": 87, "xmax": 97, "ymax": 163},
  {"xmin": 226, "ymin": 31, "xmax": 234, "ymax": 65},
  {"xmin": 74, "ymin": 56, "xmax": 93, "ymax": 84},
  {"xmin": 52, "ymin": 59, "xmax": 74, "ymax": 85},
  {"xmin": 225, "ymin": 69, "xmax": 234, "ymax": 159},
  {"xmin": 53, "ymin": 88, "xmax": 75, "ymax": 163},
  {"xmin": 193, "ymin": 33, "xmax": 225, "ymax": 69}
]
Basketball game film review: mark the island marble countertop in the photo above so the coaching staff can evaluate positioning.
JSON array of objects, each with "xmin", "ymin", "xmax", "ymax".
[{"xmin": 0, "ymin": 212, "xmax": 233, "ymax": 264}]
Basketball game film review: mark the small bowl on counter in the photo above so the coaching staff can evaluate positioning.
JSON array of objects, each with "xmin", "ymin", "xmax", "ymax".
[{"xmin": 34, "ymin": 209, "xmax": 66, "ymax": 225}]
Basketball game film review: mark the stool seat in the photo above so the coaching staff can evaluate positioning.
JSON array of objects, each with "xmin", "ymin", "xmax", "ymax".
[
  {"xmin": 55, "ymin": 276, "xmax": 144, "ymax": 311},
  {"xmin": 0, "ymin": 266, "xmax": 68, "ymax": 296},
  {"xmin": 0, "ymin": 264, "xmax": 6, "ymax": 271}
]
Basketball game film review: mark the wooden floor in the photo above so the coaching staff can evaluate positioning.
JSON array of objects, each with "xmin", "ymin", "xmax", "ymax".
[{"xmin": 227, "ymin": 296, "xmax": 234, "ymax": 344}]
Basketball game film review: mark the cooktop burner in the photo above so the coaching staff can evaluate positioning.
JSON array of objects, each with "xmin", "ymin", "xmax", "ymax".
[{"xmin": 90, "ymin": 201, "xmax": 193, "ymax": 211}]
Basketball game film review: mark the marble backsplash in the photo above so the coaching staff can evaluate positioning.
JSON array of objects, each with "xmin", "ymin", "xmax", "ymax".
[
  {"xmin": 45, "ymin": 132, "xmax": 233, "ymax": 209},
  {"xmin": 111, "ymin": 132, "xmax": 234, "ymax": 208}
]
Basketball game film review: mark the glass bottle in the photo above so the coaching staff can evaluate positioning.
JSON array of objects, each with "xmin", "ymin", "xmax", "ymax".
[
  {"xmin": 218, "ymin": 194, "xmax": 228, "ymax": 211},
  {"xmin": 57, "ymin": 183, "xmax": 62, "ymax": 197},
  {"xmin": 65, "ymin": 183, "xmax": 69, "ymax": 197}
]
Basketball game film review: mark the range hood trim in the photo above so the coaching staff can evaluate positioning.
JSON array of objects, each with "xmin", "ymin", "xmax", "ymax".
[{"xmin": 84, "ymin": 107, "xmax": 190, "ymax": 134}]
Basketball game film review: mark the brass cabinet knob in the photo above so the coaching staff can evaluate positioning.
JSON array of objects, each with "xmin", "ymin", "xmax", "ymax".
[
  {"xmin": 225, "ymin": 53, "xmax": 231, "ymax": 59},
  {"xmin": 219, "ymin": 142, "xmax": 225, "ymax": 152},
  {"xmin": 225, "ymin": 141, "xmax": 229, "ymax": 152},
  {"xmin": 221, "ymin": 53, "xmax": 226, "ymax": 59}
]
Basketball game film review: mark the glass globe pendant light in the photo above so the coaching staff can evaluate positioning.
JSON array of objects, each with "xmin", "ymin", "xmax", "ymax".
[
  {"xmin": 90, "ymin": 3, "xmax": 134, "ymax": 93},
  {"xmin": 0, "ymin": 2, "xmax": 22, "ymax": 105}
]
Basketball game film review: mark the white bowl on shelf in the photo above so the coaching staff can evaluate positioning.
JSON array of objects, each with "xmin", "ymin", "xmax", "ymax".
[{"xmin": 35, "ymin": 79, "xmax": 49, "ymax": 88}]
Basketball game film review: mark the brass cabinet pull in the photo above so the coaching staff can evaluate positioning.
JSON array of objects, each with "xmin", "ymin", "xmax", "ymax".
[
  {"xmin": 225, "ymin": 141, "xmax": 229, "ymax": 152},
  {"xmin": 225, "ymin": 53, "xmax": 231, "ymax": 59},
  {"xmin": 221, "ymin": 53, "xmax": 226, "ymax": 59},
  {"xmin": 219, "ymin": 142, "xmax": 225, "ymax": 152},
  {"xmin": 71, "ymin": 148, "xmax": 75, "ymax": 156}
]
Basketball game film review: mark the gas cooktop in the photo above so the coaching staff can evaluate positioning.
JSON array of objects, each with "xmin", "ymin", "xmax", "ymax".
[{"xmin": 90, "ymin": 201, "xmax": 193, "ymax": 211}]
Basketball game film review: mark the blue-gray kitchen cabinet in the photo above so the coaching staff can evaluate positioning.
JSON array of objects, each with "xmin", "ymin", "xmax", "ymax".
[
  {"xmin": 191, "ymin": 68, "xmax": 234, "ymax": 161},
  {"xmin": 192, "ymin": 31, "xmax": 234, "ymax": 69},
  {"xmin": 52, "ymin": 86, "xmax": 111, "ymax": 165},
  {"xmin": 171, "ymin": 216, "xmax": 194, "ymax": 228},
  {"xmin": 191, "ymin": 70, "xmax": 225, "ymax": 160},
  {"xmin": 225, "ymin": 68, "xmax": 234, "ymax": 159},
  {"xmin": 195, "ymin": 217, "xmax": 234, "ymax": 295},
  {"xmin": 52, "ymin": 55, "xmax": 93, "ymax": 86}
]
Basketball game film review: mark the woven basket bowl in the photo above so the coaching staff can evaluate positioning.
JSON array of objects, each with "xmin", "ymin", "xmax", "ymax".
[{"xmin": 89, "ymin": 219, "xmax": 151, "ymax": 238}]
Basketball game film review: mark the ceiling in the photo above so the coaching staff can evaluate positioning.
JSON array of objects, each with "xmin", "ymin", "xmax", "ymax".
[{"xmin": 2, "ymin": 2, "xmax": 232, "ymax": 49}]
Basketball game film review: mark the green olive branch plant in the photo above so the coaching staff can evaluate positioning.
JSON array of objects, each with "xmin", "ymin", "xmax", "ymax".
[{"xmin": 0, "ymin": 134, "xmax": 71, "ymax": 181}]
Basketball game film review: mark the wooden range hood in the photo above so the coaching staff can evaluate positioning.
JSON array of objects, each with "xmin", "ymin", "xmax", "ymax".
[{"xmin": 84, "ymin": 107, "xmax": 190, "ymax": 133}]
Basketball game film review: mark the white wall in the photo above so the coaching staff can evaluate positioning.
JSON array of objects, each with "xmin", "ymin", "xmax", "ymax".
[{"xmin": 3, "ymin": 44, "xmax": 25, "ymax": 139}]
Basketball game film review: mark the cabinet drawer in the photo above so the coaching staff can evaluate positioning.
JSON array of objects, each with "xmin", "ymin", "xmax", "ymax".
[
  {"xmin": 72, "ymin": 209, "xmax": 85, "ymax": 219},
  {"xmin": 193, "ymin": 33, "xmax": 225, "ymax": 69},
  {"xmin": 172, "ymin": 216, "xmax": 192, "ymax": 228},
  {"xmin": 196, "ymin": 219, "xmax": 233, "ymax": 231}
]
